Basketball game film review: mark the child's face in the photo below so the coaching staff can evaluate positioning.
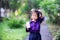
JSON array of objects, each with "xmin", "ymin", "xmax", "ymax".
[{"xmin": 31, "ymin": 11, "xmax": 38, "ymax": 20}]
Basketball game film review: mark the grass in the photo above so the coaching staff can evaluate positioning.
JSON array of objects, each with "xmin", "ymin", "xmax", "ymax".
[
  {"xmin": 0, "ymin": 21, "xmax": 27, "ymax": 40},
  {"xmin": 2, "ymin": 28, "xmax": 27, "ymax": 40}
]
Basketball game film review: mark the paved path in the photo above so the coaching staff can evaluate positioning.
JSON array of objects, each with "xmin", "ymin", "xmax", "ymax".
[
  {"xmin": 24, "ymin": 34, "xmax": 29, "ymax": 40},
  {"xmin": 40, "ymin": 23, "xmax": 53, "ymax": 40}
]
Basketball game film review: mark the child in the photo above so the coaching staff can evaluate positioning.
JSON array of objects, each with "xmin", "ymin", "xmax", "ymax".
[{"xmin": 26, "ymin": 9, "xmax": 44, "ymax": 40}]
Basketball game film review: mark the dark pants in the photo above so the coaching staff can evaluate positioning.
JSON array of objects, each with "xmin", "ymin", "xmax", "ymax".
[{"xmin": 29, "ymin": 33, "xmax": 41, "ymax": 40}]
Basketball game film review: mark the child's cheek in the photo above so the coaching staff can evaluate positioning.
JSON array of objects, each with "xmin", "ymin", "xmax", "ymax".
[{"xmin": 35, "ymin": 15, "xmax": 38, "ymax": 19}]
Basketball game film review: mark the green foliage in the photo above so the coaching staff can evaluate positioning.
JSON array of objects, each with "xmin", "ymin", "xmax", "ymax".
[
  {"xmin": 55, "ymin": 0, "xmax": 60, "ymax": 5},
  {"xmin": 9, "ymin": 0, "xmax": 42, "ymax": 13},
  {"xmin": 8, "ymin": 18, "xmax": 26, "ymax": 29},
  {"xmin": 0, "ymin": 14, "xmax": 27, "ymax": 40},
  {"xmin": 9, "ymin": 0, "xmax": 21, "ymax": 10},
  {"xmin": 0, "ymin": 26, "xmax": 27, "ymax": 40},
  {"xmin": 39, "ymin": 0, "xmax": 60, "ymax": 24},
  {"xmin": 54, "ymin": 30, "xmax": 60, "ymax": 40}
]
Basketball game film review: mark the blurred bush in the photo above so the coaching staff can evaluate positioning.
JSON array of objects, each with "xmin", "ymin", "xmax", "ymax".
[
  {"xmin": 54, "ymin": 30, "xmax": 60, "ymax": 40},
  {"xmin": 8, "ymin": 18, "xmax": 26, "ymax": 29},
  {"xmin": 39, "ymin": 0, "xmax": 60, "ymax": 25}
]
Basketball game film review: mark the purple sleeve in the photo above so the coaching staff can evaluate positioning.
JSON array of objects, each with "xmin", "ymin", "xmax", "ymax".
[{"xmin": 40, "ymin": 17, "xmax": 44, "ymax": 23}]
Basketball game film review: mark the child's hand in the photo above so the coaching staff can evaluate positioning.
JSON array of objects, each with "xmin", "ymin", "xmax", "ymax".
[
  {"xmin": 26, "ymin": 22, "xmax": 30, "ymax": 28},
  {"xmin": 31, "ymin": 19, "xmax": 36, "ymax": 22}
]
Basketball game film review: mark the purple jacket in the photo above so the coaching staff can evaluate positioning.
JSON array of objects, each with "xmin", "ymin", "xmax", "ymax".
[{"xmin": 26, "ymin": 17, "xmax": 44, "ymax": 33}]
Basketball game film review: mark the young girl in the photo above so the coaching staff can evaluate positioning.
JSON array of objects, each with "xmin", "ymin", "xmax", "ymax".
[{"xmin": 26, "ymin": 9, "xmax": 44, "ymax": 40}]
